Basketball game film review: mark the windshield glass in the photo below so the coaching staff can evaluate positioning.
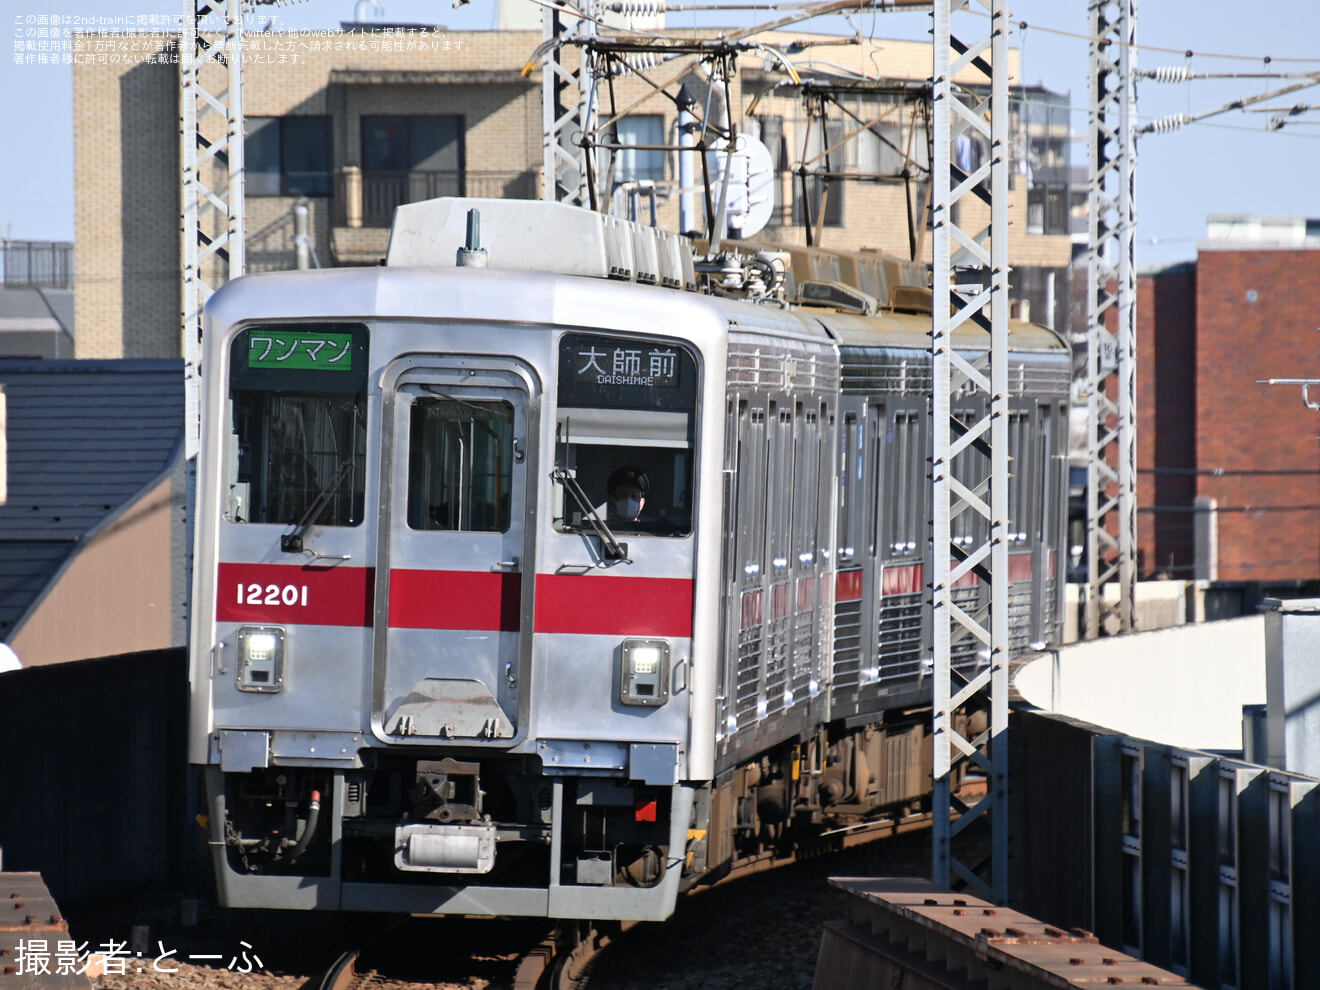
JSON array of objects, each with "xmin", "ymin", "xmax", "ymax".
[
  {"xmin": 554, "ymin": 333, "xmax": 697, "ymax": 538},
  {"xmin": 225, "ymin": 324, "xmax": 369, "ymax": 526}
]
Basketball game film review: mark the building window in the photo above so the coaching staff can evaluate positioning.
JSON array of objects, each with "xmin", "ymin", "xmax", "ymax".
[
  {"xmin": 245, "ymin": 116, "xmax": 332, "ymax": 197},
  {"xmin": 1027, "ymin": 183, "xmax": 1070, "ymax": 235},
  {"xmin": 361, "ymin": 115, "xmax": 463, "ymax": 174},
  {"xmin": 793, "ymin": 175, "xmax": 844, "ymax": 228},
  {"xmin": 615, "ymin": 115, "xmax": 665, "ymax": 183},
  {"xmin": 794, "ymin": 120, "xmax": 846, "ymax": 227},
  {"xmin": 360, "ymin": 115, "xmax": 464, "ymax": 227}
]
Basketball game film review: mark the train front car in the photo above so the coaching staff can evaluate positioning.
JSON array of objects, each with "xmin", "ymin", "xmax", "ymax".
[{"xmin": 189, "ymin": 228, "xmax": 726, "ymax": 921}]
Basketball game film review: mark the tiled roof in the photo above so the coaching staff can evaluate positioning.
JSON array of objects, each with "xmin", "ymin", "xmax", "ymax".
[{"xmin": 0, "ymin": 359, "xmax": 182, "ymax": 639}]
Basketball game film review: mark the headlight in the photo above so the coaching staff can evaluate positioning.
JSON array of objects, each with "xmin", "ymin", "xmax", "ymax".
[
  {"xmin": 619, "ymin": 639, "xmax": 669, "ymax": 707},
  {"xmin": 236, "ymin": 625, "xmax": 285, "ymax": 693}
]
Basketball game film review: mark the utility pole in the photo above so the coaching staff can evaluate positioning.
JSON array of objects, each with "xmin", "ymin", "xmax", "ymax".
[
  {"xmin": 930, "ymin": 0, "xmax": 1011, "ymax": 903},
  {"xmin": 1083, "ymin": 0, "xmax": 1138, "ymax": 637}
]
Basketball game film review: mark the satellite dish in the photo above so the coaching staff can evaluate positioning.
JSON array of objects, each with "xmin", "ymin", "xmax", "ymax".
[{"xmin": 706, "ymin": 134, "xmax": 775, "ymax": 240}]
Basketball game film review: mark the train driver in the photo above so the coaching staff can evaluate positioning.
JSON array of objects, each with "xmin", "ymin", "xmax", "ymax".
[{"xmin": 606, "ymin": 466, "xmax": 649, "ymax": 523}]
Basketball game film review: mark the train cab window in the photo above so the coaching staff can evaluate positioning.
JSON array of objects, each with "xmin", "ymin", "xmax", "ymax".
[
  {"xmin": 225, "ymin": 324, "xmax": 369, "ymax": 526},
  {"xmin": 553, "ymin": 333, "xmax": 698, "ymax": 537},
  {"xmin": 407, "ymin": 397, "xmax": 514, "ymax": 533}
]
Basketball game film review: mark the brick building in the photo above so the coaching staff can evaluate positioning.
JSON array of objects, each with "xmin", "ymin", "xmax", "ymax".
[
  {"xmin": 73, "ymin": 25, "xmax": 1074, "ymax": 360},
  {"xmin": 1138, "ymin": 216, "xmax": 1320, "ymax": 589}
]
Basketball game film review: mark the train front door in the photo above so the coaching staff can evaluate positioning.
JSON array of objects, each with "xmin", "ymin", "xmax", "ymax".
[{"xmin": 371, "ymin": 357, "xmax": 539, "ymax": 746}]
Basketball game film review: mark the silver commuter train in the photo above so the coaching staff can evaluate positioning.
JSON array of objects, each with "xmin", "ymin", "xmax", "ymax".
[{"xmin": 189, "ymin": 198, "xmax": 1070, "ymax": 920}]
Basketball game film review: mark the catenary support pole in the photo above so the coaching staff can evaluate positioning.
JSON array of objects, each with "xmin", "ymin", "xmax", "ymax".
[
  {"xmin": 1084, "ymin": 0, "xmax": 1138, "ymax": 637},
  {"xmin": 181, "ymin": 0, "xmax": 247, "ymax": 630},
  {"xmin": 930, "ymin": 0, "xmax": 1011, "ymax": 903}
]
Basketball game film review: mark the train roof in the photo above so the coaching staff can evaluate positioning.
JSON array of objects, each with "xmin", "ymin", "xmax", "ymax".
[
  {"xmin": 211, "ymin": 260, "xmax": 1068, "ymax": 365},
  {"xmin": 205, "ymin": 264, "xmax": 732, "ymax": 355},
  {"xmin": 814, "ymin": 309, "xmax": 1069, "ymax": 354}
]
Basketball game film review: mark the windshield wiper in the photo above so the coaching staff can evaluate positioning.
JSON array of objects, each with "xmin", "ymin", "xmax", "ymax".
[
  {"xmin": 552, "ymin": 466, "xmax": 630, "ymax": 563},
  {"xmin": 282, "ymin": 457, "xmax": 356, "ymax": 554}
]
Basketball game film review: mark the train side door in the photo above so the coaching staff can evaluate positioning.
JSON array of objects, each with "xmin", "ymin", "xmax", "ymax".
[{"xmin": 371, "ymin": 357, "xmax": 539, "ymax": 746}]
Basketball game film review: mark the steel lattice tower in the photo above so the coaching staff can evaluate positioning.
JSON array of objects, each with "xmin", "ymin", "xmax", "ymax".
[
  {"xmin": 1084, "ymin": 0, "xmax": 1138, "ymax": 637},
  {"xmin": 541, "ymin": 1, "xmax": 598, "ymax": 205},
  {"xmin": 181, "ymin": 0, "xmax": 246, "ymax": 632},
  {"xmin": 181, "ymin": 0, "xmax": 246, "ymax": 460},
  {"xmin": 930, "ymin": 0, "xmax": 1012, "ymax": 902}
]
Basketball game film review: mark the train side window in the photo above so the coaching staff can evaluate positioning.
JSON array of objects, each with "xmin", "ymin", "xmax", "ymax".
[
  {"xmin": 739, "ymin": 406, "xmax": 768, "ymax": 583},
  {"xmin": 1038, "ymin": 404, "xmax": 1057, "ymax": 550},
  {"xmin": 225, "ymin": 323, "xmax": 368, "ymax": 526},
  {"xmin": 406, "ymin": 397, "xmax": 514, "ymax": 533},
  {"xmin": 888, "ymin": 411, "xmax": 920, "ymax": 556},
  {"xmin": 792, "ymin": 404, "xmax": 819, "ymax": 568},
  {"xmin": 1008, "ymin": 411, "xmax": 1029, "ymax": 545},
  {"xmin": 838, "ymin": 412, "xmax": 860, "ymax": 563},
  {"xmin": 767, "ymin": 403, "xmax": 793, "ymax": 576},
  {"xmin": 866, "ymin": 403, "xmax": 884, "ymax": 556},
  {"xmin": 817, "ymin": 402, "xmax": 833, "ymax": 567}
]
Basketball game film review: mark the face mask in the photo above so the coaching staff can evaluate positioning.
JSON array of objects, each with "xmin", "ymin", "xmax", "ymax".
[{"xmin": 614, "ymin": 497, "xmax": 642, "ymax": 520}]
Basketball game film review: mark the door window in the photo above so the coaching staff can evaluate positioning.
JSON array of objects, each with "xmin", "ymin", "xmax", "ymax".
[{"xmin": 406, "ymin": 396, "xmax": 515, "ymax": 533}]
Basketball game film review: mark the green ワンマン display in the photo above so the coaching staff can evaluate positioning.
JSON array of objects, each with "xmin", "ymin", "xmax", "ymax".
[{"xmin": 247, "ymin": 330, "xmax": 354, "ymax": 371}]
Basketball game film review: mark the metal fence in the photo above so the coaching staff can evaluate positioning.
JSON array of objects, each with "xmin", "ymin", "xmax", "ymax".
[
  {"xmin": 1011, "ymin": 707, "xmax": 1320, "ymax": 989},
  {"xmin": 1, "ymin": 241, "xmax": 74, "ymax": 289}
]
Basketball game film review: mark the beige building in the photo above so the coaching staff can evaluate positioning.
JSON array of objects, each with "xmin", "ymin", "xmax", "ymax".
[{"xmin": 73, "ymin": 26, "xmax": 1074, "ymax": 359}]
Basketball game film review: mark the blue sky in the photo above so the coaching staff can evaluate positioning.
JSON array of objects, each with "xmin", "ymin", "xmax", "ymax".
[{"xmin": 4, "ymin": 0, "xmax": 1319, "ymax": 266}]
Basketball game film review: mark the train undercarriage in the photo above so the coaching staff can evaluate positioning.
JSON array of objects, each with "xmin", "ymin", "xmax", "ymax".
[{"xmin": 208, "ymin": 709, "xmax": 958, "ymax": 915}]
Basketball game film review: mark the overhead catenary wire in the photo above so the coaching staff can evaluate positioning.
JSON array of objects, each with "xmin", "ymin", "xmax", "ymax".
[
  {"xmin": 1138, "ymin": 72, "xmax": 1320, "ymax": 135},
  {"xmin": 994, "ymin": 11, "xmax": 1320, "ymax": 66}
]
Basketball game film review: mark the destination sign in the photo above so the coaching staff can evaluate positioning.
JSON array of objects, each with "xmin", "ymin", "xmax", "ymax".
[
  {"xmin": 570, "ymin": 341, "xmax": 680, "ymax": 389},
  {"xmin": 248, "ymin": 331, "xmax": 354, "ymax": 372},
  {"xmin": 558, "ymin": 333, "xmax": 698, "ymax": 412}
]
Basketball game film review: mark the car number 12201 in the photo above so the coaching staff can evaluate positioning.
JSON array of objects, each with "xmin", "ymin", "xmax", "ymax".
[{"xmin": 237, "ymin": 583, "xmax": 309, "ymax": 607}]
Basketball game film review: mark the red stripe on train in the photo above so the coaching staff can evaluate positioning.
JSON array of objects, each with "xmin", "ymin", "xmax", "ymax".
[
  {"xmin": 389, "ymin": 569, "xmax": 521, "ymax": 632},
  {"xmin": 217, "ymin": 562, "xmax": 375, "ymax": 626},
  {"xmin": 218, "ymin": 564, "xmax": 692, "ymax": 636},
  {"xmin": 534, "ymin": 574, "xmax": 694, "ymax": 637}
]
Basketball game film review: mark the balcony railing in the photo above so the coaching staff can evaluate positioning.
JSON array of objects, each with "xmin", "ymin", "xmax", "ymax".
[
  {"xmin": 2, "ymin": 240, "xmax": 74, "ymax": 289},
  {"xmin": 334, "ymin": 168, "xmax": 541, "ymax": 228}
]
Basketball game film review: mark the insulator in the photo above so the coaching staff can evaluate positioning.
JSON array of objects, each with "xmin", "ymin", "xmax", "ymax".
[
  {"xmin": 1144, "ymin": 113, "xmax": 1188, "ymax": 134},
  {"xmin": 610, "ymin": 51, "xmax": 660, "ymax": 75},
  {"xmin": 606, "ymin": 0, "xmax": 666, "ymax": 15},
  {"xmin": 624, "ymin": 52, "xmax": 659, "ymax": 70},
  {"xmin": 1148, "ymin": 66, "xmax": 1191, "ymax": 83}
]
